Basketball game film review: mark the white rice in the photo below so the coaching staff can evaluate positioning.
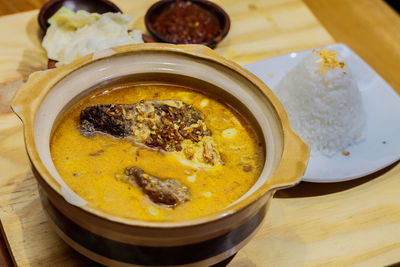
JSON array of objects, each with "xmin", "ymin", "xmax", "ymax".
[{"xmin": 275, "ymin": 49, "xmax": 366, "ymax": 156}]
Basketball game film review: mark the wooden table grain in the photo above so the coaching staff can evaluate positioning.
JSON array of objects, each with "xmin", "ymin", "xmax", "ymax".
[
  {"xmin": 0, "ymin": 0, "xmax": 399, "ymax": 266},
  {"xmin": 0, "ymin": 0, "xmax": 398, "ymax": 89}
]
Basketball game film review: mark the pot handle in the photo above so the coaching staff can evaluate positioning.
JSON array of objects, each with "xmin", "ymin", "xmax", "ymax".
[
  {"xmin": 179, "ymin": 44, "xmax": 218, "ymax": 55},
  {"xmin": 11, "ymin": 69, "xmax": 59, "ymax": 122},
  {"xmin": 268, "ymin": 128, "xmax": 310, "ymax": 190},
  {"xmin": 169, "ymin": 44, "xmax": 226, "ymax": 62}
]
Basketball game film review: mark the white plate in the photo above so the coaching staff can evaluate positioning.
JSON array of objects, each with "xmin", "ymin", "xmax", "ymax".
[{"xmin": 244, "ymin": 43, "xmax": 400, "ymax": 182}]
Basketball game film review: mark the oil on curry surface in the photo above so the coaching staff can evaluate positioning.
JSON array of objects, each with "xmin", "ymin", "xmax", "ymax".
[{"xmin": 51, "ymin": 82, "xmax": 264, "ymax": 221}]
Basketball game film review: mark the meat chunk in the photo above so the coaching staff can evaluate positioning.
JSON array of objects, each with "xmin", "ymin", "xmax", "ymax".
[
  {"xmin": 79, "ymin": 104, "xmax": 131, "ymax": 138},
  {"xmin": 79, "ymin": 100, "xmax": 221, "ymax": 165},
  {"xmin": 125, "ymin": 166, "xmax": 190, "ymax": 206}
]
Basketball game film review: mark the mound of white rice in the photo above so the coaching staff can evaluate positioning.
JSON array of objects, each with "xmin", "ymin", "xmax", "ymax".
[{"xmin": 275, "ymin": 49, "xmax": 365, "ymax": 156}]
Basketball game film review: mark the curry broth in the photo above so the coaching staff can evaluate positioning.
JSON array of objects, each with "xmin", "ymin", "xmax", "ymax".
[{"xmin": 50, "ymin": 82, "xmax": 264, "ymax": 221}]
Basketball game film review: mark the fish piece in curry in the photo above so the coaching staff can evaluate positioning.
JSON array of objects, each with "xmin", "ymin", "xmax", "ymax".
[{"xmin": 79, "ymin": 100, "xmax": 221, "ymax": 166}]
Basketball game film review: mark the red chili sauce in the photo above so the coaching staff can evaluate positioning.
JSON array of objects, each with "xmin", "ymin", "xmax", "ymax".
[{"xmin": 152, "ymin": 0, "xmax": 221, "ymax": 44}]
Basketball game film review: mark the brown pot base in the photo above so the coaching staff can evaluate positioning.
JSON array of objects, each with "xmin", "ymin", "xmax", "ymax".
[{"xmin": 39, "ymin": 190, "xmax": 265, "ymax": 266}]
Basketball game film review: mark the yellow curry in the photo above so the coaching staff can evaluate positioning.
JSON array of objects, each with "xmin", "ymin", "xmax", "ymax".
[{"xmin": 51, "ymin": 82, "xmax": 264, "ymax": 221}]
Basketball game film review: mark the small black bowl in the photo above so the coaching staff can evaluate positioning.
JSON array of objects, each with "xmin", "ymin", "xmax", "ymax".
[
  {"xmin": 145, "ymin": 0, "xmax": 230, "ymax": 49},
  {"xmin": 38, "ymin": 0, "xmax": 122, "ymax": 32}
]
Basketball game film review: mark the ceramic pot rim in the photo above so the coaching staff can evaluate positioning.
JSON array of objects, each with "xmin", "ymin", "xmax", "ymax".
[{"xmin": 12, "ymin": 43, "xmax": 309, "ymax": 228}]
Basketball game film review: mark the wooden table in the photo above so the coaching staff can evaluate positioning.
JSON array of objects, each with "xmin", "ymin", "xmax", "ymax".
[{"xmin": 0, "ymin": 0, "xmax": 399, "ymax": 266}]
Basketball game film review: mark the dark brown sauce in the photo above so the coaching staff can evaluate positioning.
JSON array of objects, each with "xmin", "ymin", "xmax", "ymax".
[{"xmin": 152, "ymin": 0, "xmax": 220, "ymax": 44}]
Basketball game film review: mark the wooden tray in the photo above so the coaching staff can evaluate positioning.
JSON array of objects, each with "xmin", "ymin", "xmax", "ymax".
[{"xmin": 2, "ymin": 0, "xmax": 399, "ymax": 266}]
